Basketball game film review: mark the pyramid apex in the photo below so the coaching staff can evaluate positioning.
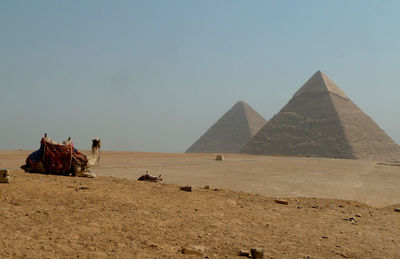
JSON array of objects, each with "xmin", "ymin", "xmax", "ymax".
[
  {"xmin": 234, "ymin": 101, "xmax": 250, "ymax": 109},
  {"xmin": 294, "ymin": 71, "xmax": 348, "ymax": 99},
  {"xmin": 236, "ymin": 100, "xmax": 247, "ymax": 105}
]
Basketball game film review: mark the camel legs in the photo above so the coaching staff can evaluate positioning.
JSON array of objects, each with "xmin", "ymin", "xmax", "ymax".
[
  {"xmin": 71, "ymin": 160, "xmax": 96, "ymax": 178},
  {"xmin": 22, "ymin": 161, "xmax": 46, "ymax": 174}
]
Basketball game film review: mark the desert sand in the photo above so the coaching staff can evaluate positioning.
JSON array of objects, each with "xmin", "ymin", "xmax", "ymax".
[{"xmin": 1, "ymin": 150, "xmax": 400, "ymax": 258}]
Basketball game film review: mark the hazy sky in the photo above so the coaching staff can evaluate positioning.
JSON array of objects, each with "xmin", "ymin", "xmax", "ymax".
[{"xmin": 1, "ymin": 1, "xmax": 400, "ymax": 152}]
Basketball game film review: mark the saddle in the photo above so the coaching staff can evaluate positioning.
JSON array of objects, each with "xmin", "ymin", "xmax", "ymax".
[{"xmin": 25, "ymin": 135, "xmax": 88, "ymax": 175}]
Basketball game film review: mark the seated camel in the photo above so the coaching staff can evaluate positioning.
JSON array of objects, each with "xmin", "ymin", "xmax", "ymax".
[{"xmin": 21, "ymin": 133, "xmax": 101, "ymax": 178}]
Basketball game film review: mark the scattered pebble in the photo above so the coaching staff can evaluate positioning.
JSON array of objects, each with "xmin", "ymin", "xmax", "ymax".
[
  {"xmin": 191, "ymin": 245, "xmax": 205, "ymax": 252},
  {"xmin": 180, "ymin": 186, "xmax": 192, "ymax": 192},
  {"xmin": 275, "ymin": 199, "xmax": 288, "ymax": 205},
  {"xmin": 251, "ymin": 248, "xmax": 264, "ymax": 259},
  {"xmin": 238, "ymin": 250, "xmax": 250, "ymax": 256},
  {"xmin": 215, "ymin": 155, "xmax": 224, "ymax": 161},
  {"xmin": 149, "ymin": 243, "xmax": 160, "ymax": 250},
  {"xmin": 343, "ymin": 217, "xmax": 357, "ymax": 222},
  {"xmin": 335, "ymin": 252, "xmax": 349, "ymax": 258},
  {"xmin": 0, "ymin": 169, "xmax": 11, "ymax": 183},
  {"xmin": 75, "ymin": 186, "xmax": 89, "ymax": 191},
  {"xmin": 181, "ymin": 246, "xmax": 204, "ymax": 256}
]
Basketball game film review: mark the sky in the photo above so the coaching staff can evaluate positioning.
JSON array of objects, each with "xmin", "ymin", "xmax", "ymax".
[{"xmin": 1, "ymin": 0, "xmax": 400, "ymax": 152}]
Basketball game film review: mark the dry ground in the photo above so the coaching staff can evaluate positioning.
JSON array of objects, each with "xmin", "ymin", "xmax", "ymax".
[
  {"xmin": 1, "ymin": 151, "xmax": 400, "ymax": 258},
  {"xmin": 3, "ymin": 150, "xmax": 399, "ymax": 207}
]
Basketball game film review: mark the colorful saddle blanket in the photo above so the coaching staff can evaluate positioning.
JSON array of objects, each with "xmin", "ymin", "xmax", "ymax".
[{"xmin": 26, "ymin": 138, "xmax": 88, "ymax": 175}]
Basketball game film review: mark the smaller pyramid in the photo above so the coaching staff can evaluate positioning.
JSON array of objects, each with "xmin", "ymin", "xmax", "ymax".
[{"xmin": 186, "ymin": 101, "xmax": 267, "ymax": 153}]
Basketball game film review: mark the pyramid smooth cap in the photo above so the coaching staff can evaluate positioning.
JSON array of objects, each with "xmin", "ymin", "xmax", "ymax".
[{"xmin": 294, "ymin": 70, "xmax": 348, "ymax": 99}]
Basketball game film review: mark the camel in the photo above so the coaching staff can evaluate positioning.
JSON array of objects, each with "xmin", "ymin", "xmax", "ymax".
[{"xmin": 21, "ymin": 134, "xmax": 101, "ymax": 178}]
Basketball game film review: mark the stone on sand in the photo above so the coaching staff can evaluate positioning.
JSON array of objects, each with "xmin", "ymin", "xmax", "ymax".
[
  {"xmin": 251, "ymin": 248, "xmax": 264, "ymax": 258},
  {"xmin": 180, "ymin": 185, "xmax": 192, "ymax": 192},
  {"xmin": 216, "ymin": 155, "xmax": 224, "ymax": 161},
  {"xmin": 0, "ymin": 169, "xmax": 10, "ymax": 183},
  {"xmin": 238, "ymin": 250, "xmax": 250, "ymax": 256},
  {"xmin": 275, "ymin": 199, "xmax": 289, "ymax": 205},
  {"xmin": 181, "ymin": 245, "xmax": 205, "ymax": 256}
]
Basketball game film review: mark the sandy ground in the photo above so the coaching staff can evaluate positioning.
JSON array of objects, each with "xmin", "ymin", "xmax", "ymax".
[
  {"xmin": 2, "ymin": 150, "xmax": 399, "ymax": 207},
  {"xmin": 1, "ymin": 151, "xmax": 400, "ymax": 258}
]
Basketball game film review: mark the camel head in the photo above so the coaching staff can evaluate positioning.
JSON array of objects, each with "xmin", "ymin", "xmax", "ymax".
[
  {"xmin": 92, "ymin": 139, "xmax": 101, "ymax": 149},
  {"xmin": 86, "ymin": 138, "xmax": 101, "ymax": 168}
]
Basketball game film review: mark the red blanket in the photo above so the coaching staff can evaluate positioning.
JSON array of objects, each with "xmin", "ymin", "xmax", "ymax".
[
  {"xmin": 41, "ymin": 138, "xmax": 88, "ymax": 175},
  {"xmin": 43, "ymin": 140, "xmax": 73, "ymax": 174}
]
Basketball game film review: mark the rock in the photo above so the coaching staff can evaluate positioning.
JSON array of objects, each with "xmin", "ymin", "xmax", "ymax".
[
  {"xmin": 344, "ymin": 217, "xmax": 357, "ymax": 222},
  {"xmin": 203, "ymin": 185, "xmax": 210, "ymax": 189},
  {"xmin": 274, "ymin": 199, "xmax": 288, "ymax": 205},
  {"xmin": 180, "ymin": 186, "xmax": 192, "ymax": 192},
  {"xmin": 394, "ymin": 208, "xmax": 400, "ymax": 212},
  {"xmin": 181, "ymin": 247, "xmax": 203, "ymax": 256},
  {"xmin": 75, "ymin": 186, "xmax": 89, "ymax": 191},
  {"xmin": 251, "ymin": 248, "xmax": 264, "ymax": 258},
  {"xmin": 0, "ymin": 169, "xmax": 11, "ymax": 183},
  {"xmin": 216, "ymin": 155, "xmax": 224, "ymax": 161},
  {"xmin": 356, "ymin": 214, "xmax": 362, "ymax": 218},
  {"xmin": 322, "ymin": 236, "xmax": 328, "ymax": 239},
  {"xmin": 191, "ymin": 245, "xmax": 205, "ymax": 252},
  {"xmin": 149, "ymin": 243, "xmax": 160, "ymax": 250},
  {"xmin": 238, "ymin": 250, "xmax": 250, "ymax": 256}
]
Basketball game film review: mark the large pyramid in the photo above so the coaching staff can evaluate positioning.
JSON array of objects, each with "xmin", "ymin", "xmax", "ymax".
[
  {"xmin": 186, "ymin": 101, "xmax": 267, "ymax": 153},
  {"xmin": 241, "ymin": 71, "xmax": 400, "ymax": 161}
]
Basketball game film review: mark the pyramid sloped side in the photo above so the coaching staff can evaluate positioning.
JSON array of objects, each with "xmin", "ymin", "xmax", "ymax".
[
  {"xmin": 320, "ymin": 72, "xmax": 348, "ymax": 99},
  {"xmin": 241, "ymin": 91, "xmax": 356, "ymax": 158},
  {"xmin": 186, "ymin": 102, "xmax": 266, "ymax": 153},
  {"xmin": 242, "ymin": 103, "xmax": 268, "ymax": 136},
  {"xmin": 331, "ymin": 96, "xmax": 400, "ymax": 161}
]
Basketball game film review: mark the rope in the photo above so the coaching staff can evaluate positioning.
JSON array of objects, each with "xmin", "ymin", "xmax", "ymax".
[{"xmin": 97, "ymin": 149, "xmax": 100, "ymax": 177}]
